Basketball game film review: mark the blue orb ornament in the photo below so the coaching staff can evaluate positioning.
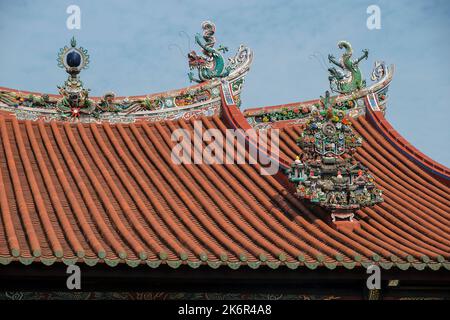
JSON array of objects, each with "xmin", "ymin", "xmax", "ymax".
[
  {"xmin": 66, "ymin": 50, "xmax": 82, "ymax": 68},
  {"xmin": 57, "ymin": 38, "xmax": 89, "ymax": 72}
]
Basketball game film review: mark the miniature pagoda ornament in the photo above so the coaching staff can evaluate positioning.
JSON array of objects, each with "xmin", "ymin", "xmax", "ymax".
[
  {"xmin": 187, "ymin": 21, "xmax": 231, "ymax": 83},
  {"xmin": 327, "ymin": 41, "xmax": 369, "ymax": 94},
  {"xmin": 56, "ymin": 37, "xmax": 95, "ymax": 117},
  {"xmin": 288, "ymin": 100, "xmax": 383, "ymax": 223}
]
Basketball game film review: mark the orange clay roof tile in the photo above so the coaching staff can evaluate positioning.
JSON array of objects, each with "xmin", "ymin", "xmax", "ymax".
[{"xmin": 0, "ymin": 110, "xmax": 448, "ymax": 270}]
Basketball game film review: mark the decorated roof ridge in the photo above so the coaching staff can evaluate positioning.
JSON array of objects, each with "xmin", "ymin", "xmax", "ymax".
[
  {"xmin": 0, "ymin": 80, "xmax": 213, "ymax": 101},
  {"xmin": 244, "ymin": 62, "xmax": 394, "ymax": 118},
  {"xmin": 241, "ymin": 81, "xmax": 450, "ymax": 181},
  {"xmin": 0, "ymin": 84, "xmax": 225, "ymax": 123},
  {"xmin": 0, "ymin": 21, "xmax": 253, "ymax": 122},
  {"xmin": 225, "ymin": 57, "xmax": 393, "ymax": 173},
  {"xmin": 244, "ymin": 97, "xmax": 321, "ymax": 116},
  {"xmin": 244, "ymin": 65, "xmax": 393, "ymax": 133}
]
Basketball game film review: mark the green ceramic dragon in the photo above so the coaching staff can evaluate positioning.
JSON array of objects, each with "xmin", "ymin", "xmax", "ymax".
[
  {"xmin": 328, "ymin": 41, "xmax": 369, "ymax": 94},
  {"xmin": 188, "ymin": 21, "xmax": 231, "ymax": 83}
]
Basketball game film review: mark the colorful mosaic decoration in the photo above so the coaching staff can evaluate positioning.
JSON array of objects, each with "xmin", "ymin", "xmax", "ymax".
[
  {"xmin": 253, "ymin": 107, "xmax": 311, "ymax": 123},
  {"xmin": 288, "ymin": 102, "xmax": 383, "ymax": 222},
  {"xmin": 320, "ymin": 90, "xmax": 358, "ymax": 111}
]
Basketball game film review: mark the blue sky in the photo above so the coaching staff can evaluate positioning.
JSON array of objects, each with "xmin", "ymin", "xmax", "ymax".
[{"xmin": 0, "ymin": 0, "xmax": 449, "ymax": 166}]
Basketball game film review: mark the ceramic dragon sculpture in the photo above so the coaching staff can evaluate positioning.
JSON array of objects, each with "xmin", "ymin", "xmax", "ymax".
[
  {"xmin": 188, "ymin": 21, "xmax": 231, "ymax": 83},
  {"xmin": 327, "ymin": 41, "xmax": 369, "ymax": 94}
]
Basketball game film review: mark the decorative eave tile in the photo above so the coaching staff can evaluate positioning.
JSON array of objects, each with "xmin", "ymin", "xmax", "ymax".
[
  {"xmin": 146, "ymin": 260, "xmax": 162, "ymax": 269},
  {"xmin": 167, "ymin": 260, "xmax": 182, "ymax": 269},
  {"xmin": 187, "ymin": 260, "xmax": 202, "ymax": 269}
]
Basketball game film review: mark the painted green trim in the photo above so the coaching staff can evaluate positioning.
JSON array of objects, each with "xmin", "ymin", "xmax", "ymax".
[
  {"xmin": 390, "ymin": 255, "xmax": 398, "ymax": 262},
  {"xmin": 19, "ymin": 257, "xmax": 34, "ymax": 265},
  {"xmin": 0, "ymin": 257, "xmax": 12, "ymax": 265},
  {"xmin": 412, "ymin": 263, "xmax": 426, "ymax": 271},
  {"xmin": 158, "ymin": 251, "xmax": 168, "ymax": 260},
  {"xmin": 54, "ymin": 250, "xmax": 63, "ymax": 258},
  {"xmin": 219, "ymin": 253, "xmax": 228, "ymax": 262},
  {"xmin": 258, "ymin": 254, "xmax": 267, "ymax": 262},
  {"xmin": 76, "ymin": 250, "xmax": 85, "ymax": 258},
  {"xmin": 395, "ymin": 262, "xmax": 410, "ymax": 270},
  {"xmin": 32, "ymin": 250, "xmax": 41, "ymax": 258},
  {"xmin": 335, "ymin": 254, "xmax": 344, "ymax": 262},
  {"xmin": 297, "ymin": 254, "xmax": 306, "ymax": 262},
  {"xmin": 83, "ymin": 258, "xmax": 99, "ymax": 266},
  {"xmin": 248, "ymin": 261, "xmax": 261, "ymax": 269},
  {"xmin": 97, "ymin": 250, "xmax": 106, "ymax": 259},
  {"xmin": 372, "ymin": 254, "xmax": 380, "ymax": 262},
  {"xmin": 239, "ymin": 253, "xmax": 247, "ymax": 262},
  {"xmin": 40, "ymin": 257, "xmax": 56, "ymax": 266},
  {"xmin": 353, "ymin": 254, "xmax": 362, "ymax": 262},
  {"xmin": 428, "ymin": 263, "xmax": 441, "ymax": 271},
  {"xmin": 315, "ymin": 254, "xmax": 324, "ymax": 262},
  {"xmin": 11, "ymin": 248, "xmax": 20, "ymax": 257},
  {"xmin": 207, "ymin": 260, "xmax": 222, "ymax": 269},
  {"xmin": 436, "ymin": 255, "xmax": 445, "ymax": 263},
  {"xmin": 227, "ymin": 262, "xmax": 241, "ymax": 270},
  {"xmin": 278, "ymin": 253, "xmax": 287, "ymax": 262},
  {"xmin": 179, "ymin": 252, "xmax": 188, "ymax": 261},
  {"xmin": 187, "ymin": 260, "xmax": 202, "ymax": 269},
  {"xmin": 6, "ymin": 251, "xmax": 447, "ymax": 272},
  {"xmin": 62, "ymin": 258, "xmax": 78, "ymax": 266},
  {"xmin": 139, "ymin": 252, "xmax": 148, "ymax": 260},
  {"xmin": 167, "ymin": 260, "xmax": 182, "ymax": 269},
  {"xmin": 267, "ymin": 261, "xmax": 280, "ymax": 269},
  {"xmin": 286, "ymin": 262, "xmax": 299, "ymax": 270},
  {"xmin": 379, "ymin": 262, "xmax": 393, "ymax": 270},
  {"xmin": 342, "ymin": 261, "xmax": 356, "ymax": 269},
  {"xmin": 118, "ymin": 252, "xmax": 127, "ymax": 260},
  {"xmin": 304, "ymin": 262, "xmax": 319, "ymax": 270},
  {"xmin": 199, "ymin": 253, "xmax": 208, "ymax": 262},
  {"xmin": 104, "ymin": 259, "xmax": 120, "ymax": 267},
  {"xmin": 406, "ymin": 255, "xmax": 415, "ymax": 263},
  {"xmin": 146, "ymin": 260, "xmax": 161, "ymax": 268}
]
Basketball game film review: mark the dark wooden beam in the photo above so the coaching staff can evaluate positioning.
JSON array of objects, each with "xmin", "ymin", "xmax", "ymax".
[{"xmin": 0, "ymin": 262, "xmax": 448, "ymax": 295}]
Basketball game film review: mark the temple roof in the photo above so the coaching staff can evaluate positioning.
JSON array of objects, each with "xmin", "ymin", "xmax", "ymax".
[
  {"xmin": 0, "ymin": 99, "xmax": 448, "ymax": 270},
  {"xmin": 0, "ymin": 29, "xmax": 448, "ymax": 273}
]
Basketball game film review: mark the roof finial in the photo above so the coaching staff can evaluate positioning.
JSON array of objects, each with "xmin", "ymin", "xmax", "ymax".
[
  {"xmin": 55, "ymin": 38, "xmax": 94, "ymax": 116},
  {"xmin": 57, "ymin": 37, "xmax": 89, "ymax": 77},
  {"xmin": 327, "ymin": 41, "xmax": 369, "ymax": 94},
  {"xmin": 187, "ymin": 21, "xmax": 231, "ymax": 83}
]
